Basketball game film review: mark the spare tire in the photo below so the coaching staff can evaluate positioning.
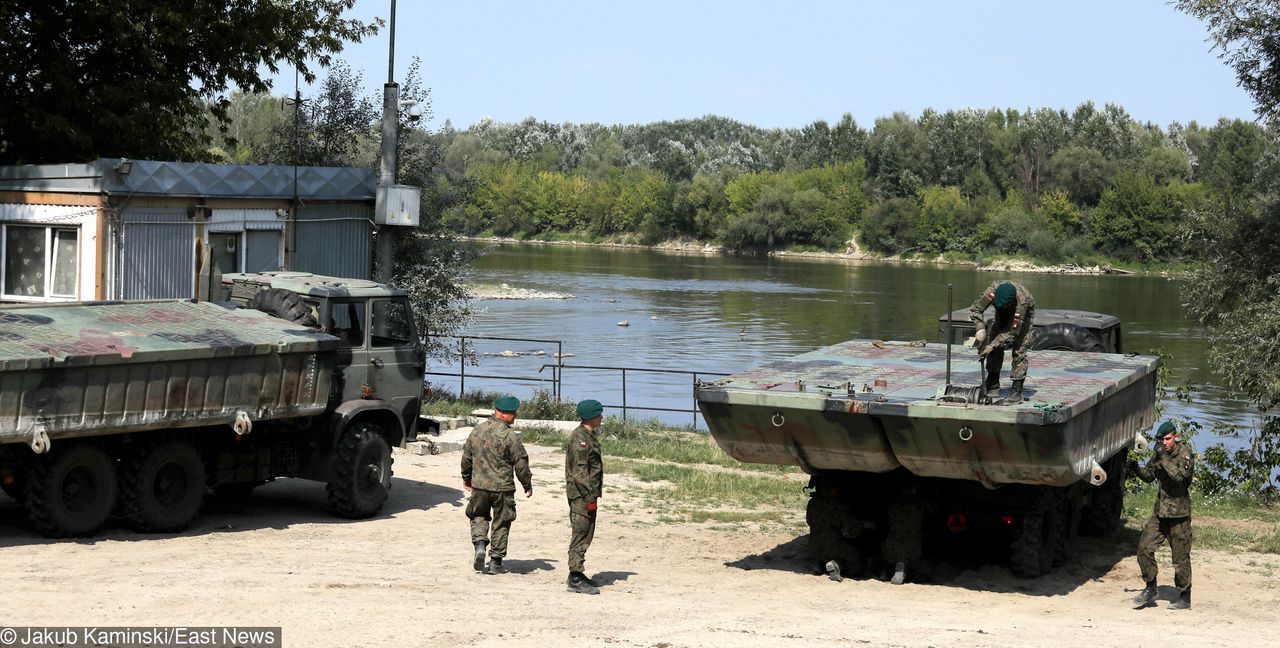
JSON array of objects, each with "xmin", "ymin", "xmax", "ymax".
[
  {"xmin": 1030, "ymin": 323, "xmax": 1104, "ymax": 352},
  {"xmin": 248, "ymin": 288, "xmax": 318, "ymax": 327}
]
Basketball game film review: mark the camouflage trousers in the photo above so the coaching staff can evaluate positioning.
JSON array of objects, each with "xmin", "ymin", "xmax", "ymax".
[
  {"xmin": 567, "ymin": 499, "xmax": 597, "ymax": 572},
  {"xmin": 467, "ymin": 488, "xmax": 517, "ymax": 559},
  {"xmin": 1137, "ymin": 514, "xmax": 1192, "ymax": 593},
  {"xmin": 880, "ymin": 495, "xmax": 932, "ymax": 580},
  {"xmin": 984, "ymin": 322, "xmax": 1032, "ymax": 381}
]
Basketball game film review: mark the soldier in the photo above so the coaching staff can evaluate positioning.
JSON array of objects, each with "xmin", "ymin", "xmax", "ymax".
[
  {"xmin": 461, "ymin": 396, "xmax": 533, "ymax": 575},
  {"xmin": 880, "ymin": 482, "xmax": 931, "ymax": 585},
  {"xmin": 1129, "ymin": 420, "xmax": 1194, "ymax": 610},
  {"xmin": 970, "ymin": 279, "xmax": 1036, "ymax": 402},
  {"xmin": 565, "ymin": 399, "xmax": 605, "ymax": 595}
]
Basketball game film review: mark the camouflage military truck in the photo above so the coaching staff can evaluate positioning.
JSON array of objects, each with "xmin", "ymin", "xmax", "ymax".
[
  {"xmin": 0, "ymin": 272, "xmax": 423, "ymax": 537},
  {"xmin": 695, "ymin": 333, "xmax": 1156, "ymax": 577},
  {"xmin": 938, "ymin": 308, "xmax": 1123, "ymax": 353}
]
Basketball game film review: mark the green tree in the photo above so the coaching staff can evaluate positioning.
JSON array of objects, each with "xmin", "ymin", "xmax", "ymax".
[
  {"xmin": 1048, "ymin": 145, "xmax": 1114, "ymax": 206},
  {"xmin": 0, "ymin": 1, "xmax": 379, "ymax": 164}
]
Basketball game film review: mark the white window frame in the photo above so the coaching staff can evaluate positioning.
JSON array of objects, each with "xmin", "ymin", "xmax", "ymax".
[{"xmin": 0, "ymin": 223, "xmax": 81, "ymax": 302}]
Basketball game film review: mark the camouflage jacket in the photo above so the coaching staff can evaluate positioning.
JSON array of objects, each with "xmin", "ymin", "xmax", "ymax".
[
  {"xmin": 564, "ymin": 423, "xmax": 603, "ymax": 503},
  {"xmin": 461, "ymin": 418, "xmax": 532, "ymax": 493},
  {"xmin": 969, "ymin": 280, "xmax": 1036, "ymax": 350},
  {"xmin": 1132, "ymin": 440, "xmax": 1194, "ymax": 518}
]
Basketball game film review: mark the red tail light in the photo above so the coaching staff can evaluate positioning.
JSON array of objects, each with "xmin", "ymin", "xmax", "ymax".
[
  {"xmin": 946, "ymin": 514, "xmax": 967, "ymax": 533},
  {"xmin": 1000, "ymin": 515, "xmax": 1016, "ymax": 526}
]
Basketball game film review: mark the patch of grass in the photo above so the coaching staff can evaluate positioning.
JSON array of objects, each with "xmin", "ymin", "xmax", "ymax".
[
  {"xmin": 609, "ymin": 458, "xmax": 806, "ymax": 510},
  {"xmin": 1125, "ymin": 484, "xmax": 1280, "ymax": 553},
  {"xmin": 421, "ymin": 384, "xmax": 505, "ymax": 417}
]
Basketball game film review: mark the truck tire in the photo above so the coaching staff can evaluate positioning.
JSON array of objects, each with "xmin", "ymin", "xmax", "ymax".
[
  {"xmin": 327, "ymin": 423, "xmax": 392, "ymax": 519},
  {"xmin": 1010, "ymin": 502, "xmax": 1059, "ymax": 577},
  {"xmin": 1029, "ymin": 323, "xmax": 1104, "ymax": 352},
  {"xmin": 248, "ymin": 288, "xmax": 318, "ymax": 327},
  {"xmin": 120, "ymin": 440, "xmax": 207, "ymax": 533},
  {"xmin": 24, "ymin": 444, "xmax": 117, "ymax": 537},
  {"xmin": 1079, "ymin": 450, "xmax": 1126, "ymax": 536}
]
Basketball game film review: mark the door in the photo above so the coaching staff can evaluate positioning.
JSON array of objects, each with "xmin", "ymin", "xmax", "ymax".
[
  {"xmin": 368, "ymin": 297, "xmax": 423, "ymax": 427},
  {"xmin": 325, "ymin": 299, "xmax": 369, "ymax": 403}
]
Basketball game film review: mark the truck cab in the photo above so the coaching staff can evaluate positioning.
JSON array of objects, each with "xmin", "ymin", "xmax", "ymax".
[
  {"xmin": 222, "ymin": 271, "xmax": 426, "ymax": 440},
  {"xmin": 937, "ymin": 308, "xmax": 1123, "ymax": 354}
]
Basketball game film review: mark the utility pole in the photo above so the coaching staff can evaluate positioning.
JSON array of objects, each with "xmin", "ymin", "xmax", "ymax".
[{"xmin": 374, "ymin": 0, "xmax": 399, "ymax": 283}]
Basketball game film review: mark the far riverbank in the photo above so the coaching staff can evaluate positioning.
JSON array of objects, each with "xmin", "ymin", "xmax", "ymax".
[{"xmin": 461, "ymin": 235, "xmax": 1182, "ymax": 277}]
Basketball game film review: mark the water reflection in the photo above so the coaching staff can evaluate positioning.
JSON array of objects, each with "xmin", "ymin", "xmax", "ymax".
[{"xmin": 441, "ymin": 243, "xmax": 1255, "ymax": 448}]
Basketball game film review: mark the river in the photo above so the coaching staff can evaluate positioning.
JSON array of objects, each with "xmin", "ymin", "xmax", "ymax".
[{"xmin": 436, "ymin": 242, "xmax": 1259, "ymax": 448}]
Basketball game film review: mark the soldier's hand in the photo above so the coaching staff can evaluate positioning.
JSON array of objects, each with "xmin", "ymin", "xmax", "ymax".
[
  {"xmin": 978, "ymin": 345, "xmax": 992, "ymax": 358},
  {"xmin": 463, "ymin": 480, "xmax": 472, "ymax": 494},
  {"xmin": 974, "ymin": 329, "xmax": 987, "ymax": 346},
  {"xmin": 525, "ymin": 488, "xmax": 533, "ymax": 498},
  {"xmin": 587, "ymin": 501, "xmax": 598, "ymax": 513}
]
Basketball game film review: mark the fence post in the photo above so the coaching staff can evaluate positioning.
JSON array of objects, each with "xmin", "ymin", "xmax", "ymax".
[
  {"xmin": 459, "ymin": 337, "xmax": 466, "ymax": 399},
  {"xmin": 692, "ymin": 373, "xmax": 699, "ymax": 428},
  {"xmin": 621, "ymin": 368, "xmax": 627, "ymax": 422},
  {"xmin": 556, "ymin": 340, "xmax": 563, "ymax": 401}
]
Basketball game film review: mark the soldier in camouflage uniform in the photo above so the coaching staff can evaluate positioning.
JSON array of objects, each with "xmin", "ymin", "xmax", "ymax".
[
  {"xmin": 565, "ymin": 399, "xmax": 605, "ymax": 595},
  {"xmin": 970, "ymin": 279, "xmax": 1036, "ymax": 402},
  {"xmin": 880, "ymin": 481, "xmax": 932, "ymax": 585},
  {"xmin": 461, "ymin": 396, "xmax": 533, "ymax": 575},
  {"xmin": 1128, "ymin": 420, "xmax": 1194, "ymax": 610}
]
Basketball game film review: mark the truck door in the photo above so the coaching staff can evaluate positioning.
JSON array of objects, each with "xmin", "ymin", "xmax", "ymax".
[
  {"xmin": 326, "ymin": 299, "xmax": 369, "ymax": 403},
  {"xmin": 368, "ymin": 297, "xmax": 423, "ymax": 427}
]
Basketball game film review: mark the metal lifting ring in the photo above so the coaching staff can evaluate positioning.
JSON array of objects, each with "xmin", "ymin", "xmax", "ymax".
[
  {"xmin": 959, "ymin": 426, "xmax": 974, "ymax": 442},
  {"xmin": 771, "ymin": 413, "xmax": 785, "ymax": 427}
]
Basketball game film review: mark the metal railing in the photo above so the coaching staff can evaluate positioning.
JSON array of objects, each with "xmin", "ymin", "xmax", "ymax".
[
  {"xmin": 426, "ymin": 335, "xmax": 564, "ymax": 400},
  {"xmin": 540, "ymin": 363, "xmax": 730, "ymax": 428},
  {"xmin": 425, "ymin": 335, "xmax": 732, "ymax": 428}
]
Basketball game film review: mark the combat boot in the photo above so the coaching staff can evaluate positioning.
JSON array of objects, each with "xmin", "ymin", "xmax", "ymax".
[
  {"xmin": 890, "ymin": 561, "xmax": 907, "ymax": 586},
  {"xmin": 824, "ymin": 560, "xmax": 843, "ymax": 582},
  {"xmin": 1009, "ymin": 379, "xmax": 1025, "ymax": 402},
  {"xmin": 473, "ymin": 540, "xmax": 488, "ymax": 572},
  {"xmin": 1132, "ymin": 581, "xmax": 1158, "ymax": 607},
  {"xmin": 485, "ymin": 558, "xmax": 506, "ymax": 575},
  {"xmin": 1168, "ymin": 590, "xmax": 1191, "ymax": 610},
  {"xmin": 566, "ymin": 571, "xmax": 600, "ymax": 595}
]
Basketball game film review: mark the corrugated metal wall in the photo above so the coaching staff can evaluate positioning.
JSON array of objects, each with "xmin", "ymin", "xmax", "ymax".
[
  {"xmin": 119, "ymin": 208, "xmax": 195, "ymax": 299},
  {"xmin": 293, "ymin": 205, "xmax": 372, "ymax": 279}
]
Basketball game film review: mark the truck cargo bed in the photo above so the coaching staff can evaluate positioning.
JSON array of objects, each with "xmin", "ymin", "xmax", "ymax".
[
  {"xmin": 0, "ymin": 300, "xmax": 337, "ymax": 445},
  {"xmin": 695, "ymin": 340, "xmax": 1158, "ymax": 487}
]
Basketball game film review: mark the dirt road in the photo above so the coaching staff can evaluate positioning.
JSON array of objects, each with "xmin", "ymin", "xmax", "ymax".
[{"xmin": 1, "ymin": 444, "xmax": 1276, "ymax": 647}]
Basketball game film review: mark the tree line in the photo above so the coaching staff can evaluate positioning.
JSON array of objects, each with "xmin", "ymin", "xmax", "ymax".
[{"xmin": 206, "ymin": 79, "xmax": 1273, "ymax": 265}]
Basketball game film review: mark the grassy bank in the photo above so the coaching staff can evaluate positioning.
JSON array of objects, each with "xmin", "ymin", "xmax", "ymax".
[{"xmin": 1124, "ymin": 487, "xmax": 1280, "ymax": 553}]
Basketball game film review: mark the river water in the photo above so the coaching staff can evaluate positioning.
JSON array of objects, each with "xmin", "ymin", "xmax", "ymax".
[{"xmin": 439, "ymin": 242, "xmax": 1259, "ymax": 448}]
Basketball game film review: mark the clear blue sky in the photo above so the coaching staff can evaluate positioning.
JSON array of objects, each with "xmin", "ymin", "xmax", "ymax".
[{"xmin": 269, "ymin": 0, "xmax": 1256, "ymax": 130}]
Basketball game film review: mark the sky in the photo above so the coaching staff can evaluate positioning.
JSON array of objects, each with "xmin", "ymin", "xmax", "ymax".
[{"xmin": 268, "ymin": 0, "xmax": 1257, "ymax": 130}]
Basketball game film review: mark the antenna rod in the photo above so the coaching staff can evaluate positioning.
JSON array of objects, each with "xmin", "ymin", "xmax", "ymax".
[{"xmin": 946, "ymin": 283, "xmax": 953, "ymax": 386}]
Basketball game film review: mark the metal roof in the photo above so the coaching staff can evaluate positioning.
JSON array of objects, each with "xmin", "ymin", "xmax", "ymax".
[{"xmin": 0, "ymin": 159, "xmax": 375, "ymax": 201}]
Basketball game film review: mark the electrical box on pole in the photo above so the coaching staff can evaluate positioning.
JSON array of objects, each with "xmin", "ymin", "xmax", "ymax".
[{"xmin": 375, "ymin": 185, "xmax": 420, "ymax": 226}]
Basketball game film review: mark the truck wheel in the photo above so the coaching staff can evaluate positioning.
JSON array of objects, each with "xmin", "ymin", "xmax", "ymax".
[
  {"xmin": 1029, "ymin": 323, "xmax": 1104, "ymax": 352},
  {"xmin": 1010, "ymin": 503, "xmax": 1059, "ymax": 577},
  {"xmin": 248, "ymin": 288, "xmax": 318, "ymax": 327},
  {"xmin": 1079, "ymin": 451, "xmax": 1126, "ymax": 536},
  {"xmin": 24, "ymin": 444, "xmax": 117, "ymax": 537},
  {"xmin": 327, "ymin": 423, "xmax": 392, "ymax": 519},
  {"xmin": 120, "ymin": 440, "xmax": 207, "ymax": 533}
]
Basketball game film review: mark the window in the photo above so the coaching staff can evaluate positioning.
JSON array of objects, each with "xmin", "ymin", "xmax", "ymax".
[
  {"xmin": 1, "ymin": 225, "xmax": 79, "ymax": 300},
  {"xmin": 371, "ymin": 299, "xmax": 414, "ymax": 348},
  {"xmin": 328, "ymin": 300, "xmax": 366, "ymax": 348}
]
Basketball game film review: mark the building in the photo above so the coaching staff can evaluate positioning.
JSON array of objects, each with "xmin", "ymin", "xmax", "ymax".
[{"xmin": 0, "ymin": 159, "xmax": 375, "ymax": 302}]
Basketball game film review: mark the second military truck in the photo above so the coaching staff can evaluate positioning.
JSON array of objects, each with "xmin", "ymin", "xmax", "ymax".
[{"xmin": 0, "ymin": 272, "xmax": 423, "ymax": 537}]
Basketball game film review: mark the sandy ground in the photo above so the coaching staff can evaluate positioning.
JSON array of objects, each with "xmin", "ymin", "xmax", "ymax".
[{"xmin": 1, "ymin": 443, "xmax": 1277, "ymax": 648}]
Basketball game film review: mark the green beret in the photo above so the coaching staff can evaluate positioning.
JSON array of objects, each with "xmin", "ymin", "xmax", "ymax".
[
  {"xmin": 576, "ymin": 399, "xmax": 604, "ymax": 420},
  {"xmin": 494, "ymin": 396, "xmax": 520, "ymax": 413},
  {"xmin": 993, "ymin": 282, "xmax": 1016, "ymax": 308},
  {"xmin": 1153, "ymin": 420, "xmax": 1176, "ymax": 439}
]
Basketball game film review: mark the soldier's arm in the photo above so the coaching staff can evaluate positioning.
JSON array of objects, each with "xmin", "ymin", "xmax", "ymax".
[
  {"xmin": 460, "ymin": 436, "xmax": 474, "ymax": 485},
  {"xmin": 969, "ymin": 284, "xmax": 995, "ymax": 328},
  {"xmin": 512, "ymin": 438, "xmax": 533, "ymax": 494},
  {"xmin": 1158, "ymin": 446, "xmax": 1195, "ymax": 486},
  {"xmin": 586, "ymin": 444, "xmax": 603, "ymax": 502},
  {"xmin": 1129, "ymin": 457, "xmax": 1156, "ymax": 484}
]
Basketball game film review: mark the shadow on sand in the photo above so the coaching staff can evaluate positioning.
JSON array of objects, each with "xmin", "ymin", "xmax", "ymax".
[
  {"xmin": 726, "ymin": 527, "xmax": 1143, "ymax": 597},
  {"xmin": 0, "ymin": 476, "xmax": 464, "ymax": 548}
]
